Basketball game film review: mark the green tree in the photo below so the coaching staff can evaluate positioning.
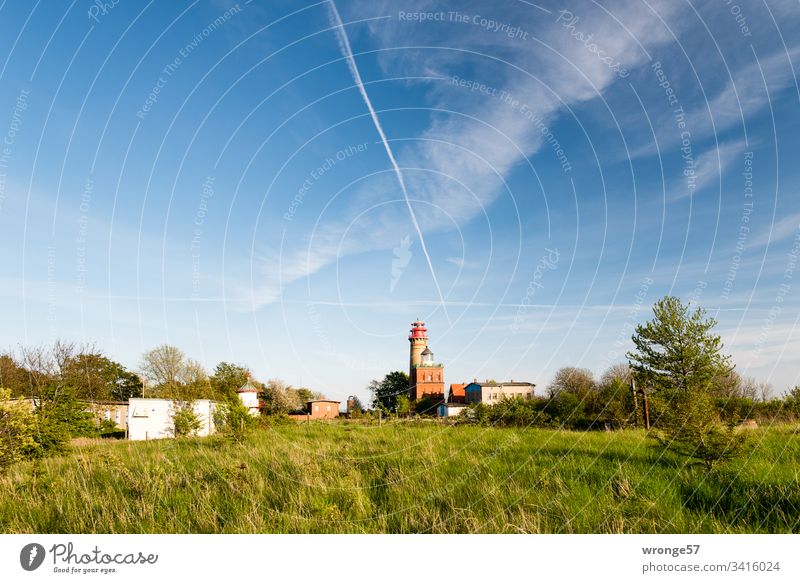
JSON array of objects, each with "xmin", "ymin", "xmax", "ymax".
[
  {"xmin": 630, "ymin": 296, "xmax": 748, "ymax": 469},
  {"xmin": 369, "ymin": 371, "xmax": 409, "ymax": 413},
  {"xmin": 0, "ymin": 354, "xmax": 30, "ymax": 398},
  {"xmin": 210, "ymin": 362, "xmax": 250, "ymax": 401},
  {"xmin": 627, "ymin": 296, "xmax": 733, "ymax": 393},
  {"xmin": 0, "ymin": 389, "xmax": 37, "ymax": 471},
  {"xmin": 396, "ymin": 394, "xmax": 411, "ymax": 417},
  {"xmin": 62, "ymin": 353, "xmax": 142, "ymax": 401}
]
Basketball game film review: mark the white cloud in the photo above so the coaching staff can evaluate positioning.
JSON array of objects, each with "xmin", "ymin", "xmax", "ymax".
[
  {"xmin": 244, "ymin": 0, "xmax": 687, "ymax": 309},
  {"xmin": 670, "ymin": 139, "xmax": 745, "ymax": 200},
  {"xmin": 746, "ymin": 213, "xmax": 800, "ymax": 249}
]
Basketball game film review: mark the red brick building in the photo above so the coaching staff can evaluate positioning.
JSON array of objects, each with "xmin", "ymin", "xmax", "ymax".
[{"xmin": 304, "ymin": 399, "xmax": 341, "ymax": 419}]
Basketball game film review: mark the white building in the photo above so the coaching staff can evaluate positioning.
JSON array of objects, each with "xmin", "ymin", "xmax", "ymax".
[
  {"xmin": 437, "ymin": 402, "xmax": 467, "ymax": 417},
  {"xmin": 237, "ymin": 379, "xmax": 260, "ymax": 416},
  {"xmin": 464, "ymin": 381, "xmax": 538, "ymax": 404},
  {"xmin": 127, "ymin": 398, "xmax": 217, "ymax": 441}
]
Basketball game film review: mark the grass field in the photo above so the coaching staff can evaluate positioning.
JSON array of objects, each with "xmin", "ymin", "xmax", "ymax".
[{"xmin": 1, "ymin": 422, "xmax": 798, "ymax": 533}]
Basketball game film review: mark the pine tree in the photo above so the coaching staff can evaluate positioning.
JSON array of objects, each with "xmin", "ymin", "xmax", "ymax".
[
  {"xmin": 628, "ymin": 296, "xmax": 748, "ymax": 470},
  {"xmin": 627, "ymin": 296, "xmax": 732, "ymax": 393}
]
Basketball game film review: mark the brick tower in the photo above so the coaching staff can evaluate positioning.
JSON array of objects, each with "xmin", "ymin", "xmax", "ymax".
[{"xmin": 408, "ymin": 319, "xmax": 444, "ymax": 402}]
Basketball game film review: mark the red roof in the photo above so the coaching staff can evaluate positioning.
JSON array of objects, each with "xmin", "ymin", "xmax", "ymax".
[{"xmin": 449, "ymin": 383, "xmax": 466, "ymax": 398}]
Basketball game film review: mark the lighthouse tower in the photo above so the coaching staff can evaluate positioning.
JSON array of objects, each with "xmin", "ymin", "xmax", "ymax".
[{"xmin": 408, "ymin": 319, "xmax": 445, "ymax": 402}]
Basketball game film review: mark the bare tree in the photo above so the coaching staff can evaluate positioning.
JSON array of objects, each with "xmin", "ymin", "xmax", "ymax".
[
  {"xmin": 139, "ymin": 345, "xmax": 187, "ymax": 391},
  {"xmin": 757, "ymin": 381, "xmax": 773, "ymax": 402},
  {"xmin": 599, "ymin": 363, "xmax": 632, "ymax": 388},
  {"xmin": 546, "ymin": 367, "xmax": 596, "ymax": 399}
]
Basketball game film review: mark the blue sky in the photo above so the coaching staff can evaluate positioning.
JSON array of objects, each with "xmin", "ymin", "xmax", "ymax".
[{"xmin": 1, "ymin": 0, "xmax": 799, "ymax": 403}]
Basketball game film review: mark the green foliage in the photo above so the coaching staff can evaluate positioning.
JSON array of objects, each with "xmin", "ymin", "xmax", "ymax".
[
  {"xmin": 214, "ymin": 398, "xmax": 255, "ymax": 441},
  {"xmin": 629, "ymin": 296, "xmax": 748, "ymax": 470},
  {"xmin": 627, "ymin": 296, "xmax": 733, "ymax": 393},
  {"xmin": 97, "ymin": 419, "xmax": 125, "ymax": 439},
  {"xmin": 461, "ymin": 397, "xmax": 549, "ymax": 427},
  {"xmin": 595, "ymin": 377, "xmax": 636, "ymax": 428},
  {"xmin": 210, "ymin": 363, "xmax": 250, "ymax": 401},
  {"xmin": 369, "ymin": 371, "xmax": 409, "ymax": 413},
  {"xmin": 0, "ymin": 389, "xmax": 37, "ymax": 471},
  {"xmin": 34, "ymin": 384, "xmax": 97, "ymax": 446},
  {"xmin": 140, "ymin": 345, "xmax": 211, "ymax": 400},
  {"xmin": 171, "ymin": 402, "xmax": 203, "ymax": 438},
  {"xmin": 650, "ymin": 389, "xmax": 750, "ymax": 471},
  {"xmin": 347, "ymin": 395, "xmax": 364, "ymax": 418},
  {"xmin": 0, "ymin": 355, "xmax": 30, "ymax": 398},
  {"xmin": 784, "ymin": 387, "xmax": 800, "ymax": 417},
  {"xmin": 412, "ymin": 396, "xmax": 439, "ymax": 416},
  {"xmin": 395, "ymin": 394, "xmax": 411, "ymax": 417},
  {"xmin": 62, "ymin": 353, "xmax": 142, "ymax": 401},
  {"xmin": 260, "ymin": 379, "xmax": 292, "ymax": 415}
]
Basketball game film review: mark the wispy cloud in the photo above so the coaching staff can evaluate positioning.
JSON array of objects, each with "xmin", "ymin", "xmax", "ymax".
[
  {"xmin": 243, "ymin": 0, "xmax": 687, "ymax": 309},
  {"xmin": 746, "ymin": 213, "xmax": 800, "ymax": 249},
  {"xmin": 670, "ymin": 139, "xmax": 745, "ymax": 201}
]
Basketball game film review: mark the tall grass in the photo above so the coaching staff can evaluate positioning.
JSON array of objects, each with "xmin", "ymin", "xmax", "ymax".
[{"xmin": 1, "ymin": 422, "xmax": 798, "ymax": 533}]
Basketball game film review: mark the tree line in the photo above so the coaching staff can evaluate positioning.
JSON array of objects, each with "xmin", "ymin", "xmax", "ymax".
[
  {"xmin": 368, "ymin": 296, "xmax": 800, "ymax": 469},
  {"xmin": 0, "ymin": 341, "xmax": 325, "ymax": 470}
]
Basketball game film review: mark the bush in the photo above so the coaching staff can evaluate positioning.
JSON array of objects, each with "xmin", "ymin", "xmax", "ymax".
[
  {"xmin": 0, "ymin": 389, "xmax": 38, "ymax": 471},
  {"xmin": 31, "ymin": 390, "xmax": 96, "ymax": 457},
  {"xmin": 171, "ymin": 402, "xmax": 202, "ymax": 437},
  {"xmin": 214, "ymin": 398, "xmax": 255, "ymax": 441},
  {"xmin": 460, "ymin": 397, "xmax": 550, "ymax": 428}
]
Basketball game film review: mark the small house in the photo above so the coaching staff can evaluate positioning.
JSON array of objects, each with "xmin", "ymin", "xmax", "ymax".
[{"xmin": 127, "ymin": 398, "xmax": 216, "ymax": 440}]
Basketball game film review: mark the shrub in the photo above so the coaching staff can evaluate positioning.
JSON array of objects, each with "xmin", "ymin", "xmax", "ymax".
[
  {"xmin": 171, "ymin": 402, "xmax": 202, "ymax": 437},
  {"xmin": 214, "ymin": 398, "xmax": 255, "ymax": 441},
  {"xmin": 0, "ymin": 389, "xmax": 38, "ymax": 471},
  {"xmin": 651, "ymin": 389, "xmax": 750, "ymax": 471}
]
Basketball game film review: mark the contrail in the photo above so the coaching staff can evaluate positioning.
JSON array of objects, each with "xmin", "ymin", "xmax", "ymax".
[{"xmin": 327, "ymin": 0, "xmax": 451, "ymax": 323}]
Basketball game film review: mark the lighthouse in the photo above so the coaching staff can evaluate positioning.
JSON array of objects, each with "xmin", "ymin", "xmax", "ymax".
[{"xmin": 408, "ymin": 319, "xmax": 445, "ymax": 402}]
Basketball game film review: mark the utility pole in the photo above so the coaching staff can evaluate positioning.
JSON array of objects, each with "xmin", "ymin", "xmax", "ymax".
[
  {"xmin": 641, "ymin": 385, "xmax": 651, "ymax": 430},
  {"xmin": 631, "ymin": 378, "xmax": 640, "ymax": 428}
]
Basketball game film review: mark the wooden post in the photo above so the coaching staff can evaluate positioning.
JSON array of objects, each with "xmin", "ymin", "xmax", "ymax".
[
  {"xmin": 379, "ymin": 409, "xmax": 382, "ymax": 427},
  {"xmin": 642, "ymin": 385, "xmax": 651, "ymax": 430}
]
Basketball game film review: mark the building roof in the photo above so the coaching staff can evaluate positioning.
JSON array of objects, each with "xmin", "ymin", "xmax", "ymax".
[
  {"xmin": 466, "ymin": 381, "xmax": 536, "ymax": 388},
  {"xmin": 237, "ymin": 379, "xmax": 259, "ymax": 393},
  {"xmin": 421, "ymin": 346, "xmax": 433, "ymax": 355},
  {"xmin": 305, "ymin": 399, "xmax": 341, "ymax": 404},
  {"xmin": 449, "ymin": 383, "xmax": 466, "ymax": 398}
]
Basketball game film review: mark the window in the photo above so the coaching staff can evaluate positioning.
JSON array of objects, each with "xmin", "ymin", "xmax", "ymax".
[
  {"xmin": 115, "ymin": 410, "xmax": 121, "ymax": 424},
  {"xmin": 314, "ymin": 405, "xmax": 319, "ymax": 412},
  {"xmin": 104, "ymin": 410, "xmax": 111, "ymax": 421},
  {"xmin": 326, "ymin": 405, "xmax": 331, "ymax": 411}
]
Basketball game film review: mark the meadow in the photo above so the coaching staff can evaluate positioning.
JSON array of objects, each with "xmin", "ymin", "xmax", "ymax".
[{"xmin": 1, "ymin": 422, "xmax": 798, "ymax": 533}]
